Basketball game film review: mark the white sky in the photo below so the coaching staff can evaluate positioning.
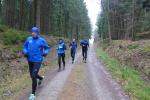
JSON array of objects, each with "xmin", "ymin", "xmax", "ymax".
[{"xmin": 84, "ymin": 0, "xmax": 101, "ymax": 32}]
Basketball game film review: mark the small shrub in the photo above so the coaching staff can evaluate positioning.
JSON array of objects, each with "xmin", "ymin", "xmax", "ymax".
[
  {"xmin": 127, "ymin": 44, "xmax": 138, "ymax": 50},
  {"xmin": 143, "ymin": 46, "xmax": 150, "ymax": 53},
  {"xmin": 0, "ymin": 25, "xmax": 9, "ymax": 32},
  {"xmin": 1, "ymin": 29, "xmax": 28, "ymax": 45}
]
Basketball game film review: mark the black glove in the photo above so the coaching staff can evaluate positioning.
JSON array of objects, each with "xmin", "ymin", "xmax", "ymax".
[
  {"xmin": 24, "ymin": 54, "xmax": 28, "ymax": 58},
  {"xmin": 43, "ymin": 53, "xmax": 47, "ymax": 57},
  {"xmin": 22, "ymin": 51, "xmax": 28, "ymax": 58}
]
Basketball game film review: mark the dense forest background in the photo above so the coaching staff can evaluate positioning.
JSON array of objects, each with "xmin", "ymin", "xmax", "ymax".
[
  {"xmin": 0, "ymin": 0, "xmax": 91, "ymax": 40},
  {"xmin": 97, "ymin": 0, "xmax": 150, "ymax": 41}
]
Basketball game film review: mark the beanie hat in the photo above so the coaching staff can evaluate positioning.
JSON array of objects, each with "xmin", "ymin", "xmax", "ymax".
[{"xmin": 31, "ymin": 27, "xmax": 40, "ymax": 35}]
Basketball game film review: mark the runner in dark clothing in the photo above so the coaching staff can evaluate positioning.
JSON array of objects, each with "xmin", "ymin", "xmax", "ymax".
[
  {"xmin": 80, "ymin": 39, "xmax": 89, "ymax": 63},
  {"xmin": 69, "ymin": 39, "xmax": 77, "ymax": 63}
]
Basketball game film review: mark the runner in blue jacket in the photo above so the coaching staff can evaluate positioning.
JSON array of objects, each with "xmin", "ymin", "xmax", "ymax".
[
  {"xmin": 69, "ymin": 39, "xmax": 77, "ymax": 63},
  {"xmin": 23, "ymin": 27, "xmax": 50, "ymax": 100},
  {"xmin": 57, "ymin": 38, "xmax": 66, "ymax": 72}
]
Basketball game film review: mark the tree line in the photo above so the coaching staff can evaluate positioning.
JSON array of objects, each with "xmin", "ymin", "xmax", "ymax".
[
  {"xmin": 0, "ymin": 0, "xmax": 91, "ymax": 40},
  {"xmin": 97, "ymin": 0, "xmax": 150, "ymax": 41}
]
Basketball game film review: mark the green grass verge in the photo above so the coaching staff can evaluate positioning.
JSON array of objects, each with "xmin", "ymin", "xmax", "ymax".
[{"xmin": 95, "ymin": 47, "xmax": 150, "ymax": 100}]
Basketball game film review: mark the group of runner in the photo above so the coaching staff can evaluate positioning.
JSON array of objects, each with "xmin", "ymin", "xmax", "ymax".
[{"xmin": 22, "ymin": 27, "xmax": 89, "ymax": 100}]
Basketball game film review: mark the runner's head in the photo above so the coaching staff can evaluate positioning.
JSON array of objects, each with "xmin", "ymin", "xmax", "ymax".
[
  {"xmin": 59, "ymin": 38, "xmax": 63, "ymax": 43},
  {"xmin": 31, "ymin": 27, "xmax": 40, "ymax": 38}
]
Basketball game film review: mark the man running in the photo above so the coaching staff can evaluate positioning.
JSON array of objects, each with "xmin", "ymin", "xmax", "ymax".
[
  {"xmin": 57, "ymin": 38, "xmax": 66, "ymax": 72},
  {"xmin": 80, "ymin": 39, "xmax": 89, "ymax": 63},
  {"xmin": 23, "ymin": 27, "xmax": 50, "ymax": 100},
  {"xmin": 69, "ymin": 39, "xmax": 77, "ymax": 63}
]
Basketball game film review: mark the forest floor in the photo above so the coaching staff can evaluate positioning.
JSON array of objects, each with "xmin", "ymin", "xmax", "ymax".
[
  {"xmin": 101, "ymin": 40, "xmax": 150, "ymax": 79},
  {"xmin": 96, "ymin": 40, "xmax": 150, "ymax": 100}
]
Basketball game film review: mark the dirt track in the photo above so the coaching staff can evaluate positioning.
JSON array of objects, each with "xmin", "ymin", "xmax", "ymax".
[{"xmin": 18, "ymin": 45, "xmax": 129, "ymax": 100}]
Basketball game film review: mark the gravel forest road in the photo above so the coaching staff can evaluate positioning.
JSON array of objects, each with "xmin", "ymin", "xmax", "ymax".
[{"xmin": 19, "ymin": 45, "xmax": 129, "ymax": 100}]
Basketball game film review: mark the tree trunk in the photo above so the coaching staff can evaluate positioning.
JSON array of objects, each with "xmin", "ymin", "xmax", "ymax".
[
  {"xmin": 64, "ymin": 0, "xmax": 69, "ymax": 38},
  {"xmin": 107, "ymin": 0, "xmax": 111, "ymax": 41},
  {"xmin": 30, "ymin": 0, "xmax": 37, "ymax": 27},
  {"xmin": 19, "ymin": 0, "xmax": 24, "ymax": 30},
  {"xmin": 40, "ymin": 0, "xmax": 52, "ymax": 34},
  {"xmin": 36, "ymin": 0, "xmax": 40, "ymax": 28},
  {"xmin": 131, "ymin": 0, "xmax": 135, "ymax": 41},
  {"xmin": 3, "ymin": 0, "xmax": 16, "ymax": 27},
  {"xmin": 0, "ymin": 0, "xmax": 2, "ymax": 22},
  {"xmin": 76, "ymin": 24, "xmax": 79, "ymax": 41}
]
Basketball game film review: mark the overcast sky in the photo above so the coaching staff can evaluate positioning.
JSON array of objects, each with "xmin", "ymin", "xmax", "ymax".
[{"xmin": 84, "ymin": 0, "xmax": 101, "ymax": 32}]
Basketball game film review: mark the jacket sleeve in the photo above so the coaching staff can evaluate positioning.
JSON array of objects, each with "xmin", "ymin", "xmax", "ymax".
[
  {"xmin": 42, "ymin": 39, "xmax": 50, "ymax": 55},
  {"xmin": 23, "ymin": 39, "xmax": 29, "ymax": 55}
]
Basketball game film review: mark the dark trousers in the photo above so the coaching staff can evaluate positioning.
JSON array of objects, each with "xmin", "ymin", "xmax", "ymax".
[
  {"xmin": 82, "ymin": 48, "xmax": 87, "ymax": 60},
  {"xmin": 71, "ymin": 49, "xmax": 76, "ymax": 62},
  {"xmin": 58, "ymin": 53, "xmax": 65, "ymax": 69},
  {"xmin": 28, "ymin": 62, "xmax": 43, "ymax": 95}
]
